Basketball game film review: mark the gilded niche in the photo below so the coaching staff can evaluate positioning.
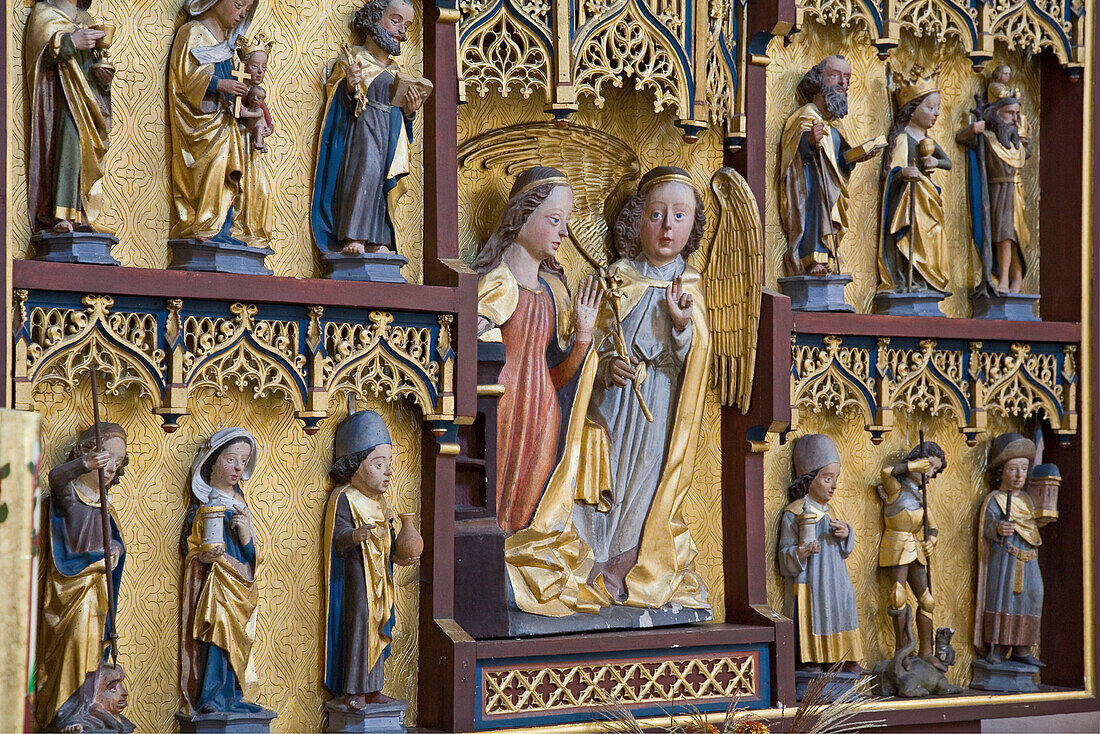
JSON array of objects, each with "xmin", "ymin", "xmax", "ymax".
[
  {"xmin": 6, "ymin": 1, "xmax": 425, "ymax": 281},
  {"xmin": 764, "ymin": 19, "xmax": 1040, "ymax": 315},
  {"xmin": 31, "ymin": 381, "xmax": 423, "ymax": 733}
]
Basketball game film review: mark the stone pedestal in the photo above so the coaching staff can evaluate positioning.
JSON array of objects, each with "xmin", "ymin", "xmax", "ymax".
[
  {"xmin": 324, "ymin": 699, "xmax": 407, "ymax": 733},
  {"xmin": 971, "ymin": 291, "xmax": 1040, "ymax": 321},
  {"xmin": 794, "ymin": 669, "xmax": 864, "ymax": 702},
  {"xmin": 778, "ymin": 274, "xmax": 854, "ymax": 312},
  {"xmin": 322, "ymin": 251, "xmax": 408, "ymax": 283},
  {"xmin": 176, "ymin": 709, "xmax": 277, "ymax": 733},
  {"xmin": 970, "ymin": 657, "xmax": 1040, "ymax": 693},
  {"xmin": 874, "ymin": 290, "xmax": 948, "ymax": 317},
  {"xmin": 169, "ymin": 239, "xmax": 274, "ymax": 275},
  {"xmin": 31, "ymin": 230, "xmax": 120, "ymax": 265}
]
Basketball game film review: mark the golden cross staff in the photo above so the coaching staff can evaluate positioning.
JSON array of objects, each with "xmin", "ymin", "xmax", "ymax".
[
  {"xmin": 341, "ymin": 42, "xmax": 368, "ymax": 117},
  {"xmin": 230, "ymin": 64, "xmax": 250, "ymax": 118},
  {"xmin": 569, "ymin": 237, "xmax": 654, "ymax": 423}
]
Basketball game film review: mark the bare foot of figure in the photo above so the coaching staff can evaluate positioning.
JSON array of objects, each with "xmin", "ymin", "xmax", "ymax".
[
  {"xmin": 1009, "ymin": 278, "xmax": 1024, "ymax": 294},
  {"xmin": 808, "ymin": 262, "xmax": 829, "ymax": 277},
  {"xmin": 365, "ymin": 244, "xmax": 389, "ymax": 254},
  {"xmin": 996, "ymin": 279, "xmax": 1010, "ymax": 295},
  {"xmin": 342, "ymin": 240, "xmax": 365, "ymax": 255},
  {"xmin": 363, "ymin": 691, "xmax": 395, "ymax": 705},
  {"xmin": 53, "ymin": 219, "xmax": 74, "ymax": 233}
]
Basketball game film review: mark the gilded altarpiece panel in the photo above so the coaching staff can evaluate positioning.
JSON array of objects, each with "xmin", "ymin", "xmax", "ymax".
[
  {"xmin": 31, "ymin": 382, "xmax": 423, "ymax": 733},
  {"xmin": 5, "ymin": 0, "xmax": 425, "ymax": 281},
  {"xmin": 764, "ymin": 18, "xmax": 1041, "ymax": 315},
  {"xmin": 457, "ymin": 88, "xmax": 729, "ymax": 619},
  {"xmin": 764, "ymin": 408, "xmax": 1033, "ymax": 690}
]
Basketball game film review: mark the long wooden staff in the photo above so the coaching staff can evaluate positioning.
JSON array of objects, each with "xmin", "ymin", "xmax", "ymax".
[
  {"xmin": 919, "ymin": 428, "xmax": 932, "ymax": 595},
  {"xmin": 90, "ymin": 369, "xmax": 119, "ymax": 664}
]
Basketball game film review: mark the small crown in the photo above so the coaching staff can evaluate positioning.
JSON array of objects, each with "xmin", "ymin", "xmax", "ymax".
[
  {"xmin": 236, "ymin": 32, "xmax": 275, "ymax": 61},
  {"xmin": 891, "ymin": 64, "xmax": 941, "ymax": 108}
]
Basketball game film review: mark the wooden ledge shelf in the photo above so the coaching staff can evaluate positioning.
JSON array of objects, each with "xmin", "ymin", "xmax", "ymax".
[
  {"xmin": 474, "ymin": 621, "xmax": 774, "ymax": 658},
  {"xmin": 793, "ymin": 310, "xmax": 1081, "ymax": 343},
  {"xmin": 12, "ymin": 259, "xmax": 467, "ymax": 314}
]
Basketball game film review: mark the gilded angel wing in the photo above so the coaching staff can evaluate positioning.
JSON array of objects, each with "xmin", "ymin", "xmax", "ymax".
[
  {"xmin": 704, "ymin": 167, "xmax": 763, "ymax": 413},
  {"xmin": 458, "ymin": 123, "xmax": 641, "ymax": 271}
]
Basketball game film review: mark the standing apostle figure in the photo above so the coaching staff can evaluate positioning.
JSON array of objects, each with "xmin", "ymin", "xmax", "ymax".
[
  {"xmin": 778, "ymin": 55, "xmax": 876, "ymax": 277},
  {"xmin": 24, "ymin": 0, "xmax": 114, "ymax": 237},
  {"xmin": 956, "ymin": 90, "xmax": 1033, "ymax": 294},
  {"xmin": 974, "ymin": 433, "xmax": 1050, "ymax": 668},
  {"xmin": 324, "ymin": 411, "xmax": 420, "ymax": 712},
  {"xmin": 312, "ymin": 0, "xmax": 427, "ymax": 262}
]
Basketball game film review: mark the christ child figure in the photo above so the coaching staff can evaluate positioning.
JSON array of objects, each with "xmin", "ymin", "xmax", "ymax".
[
  {"xmin": 239, "ymin": 86, "xmax": 271, "ymax": 152},
  {"xmin": 236, "ymin": 35, "xmax": 274, "ymax": 153}
]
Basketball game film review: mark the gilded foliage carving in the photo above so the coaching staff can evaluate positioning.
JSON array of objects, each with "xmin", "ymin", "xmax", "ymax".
[
  {"xmin": 573, "ymin": 2, "xmax": 685, "ymax": 114},
  {"xmin": 979, "ymin": 342, "xmax": 1064, "ymax": 424},
  {"xmin": 894, "ymin": 0, "xmax": 973, "ymax": 42},
  {"xmin": 14, "ymin": 293, "xmax": 453, "ymax": 433},
  {"xmin": 459, "ymin": 3, "xmax": 552, "ymax": 101},
  {"xmin": 458, "ymin": 0, "xmax": 742, "ymax": 138},
  {"xmin": 481, "ymin": 652, "xmax": 756, "ymax": 716},
  {"xmin": 795, "ymin": 0, "xmax": 1084, "ymax": 65},
  {"xmin": 791, "ymin": 335, "xmax": 1076, "ymax": 440},
  {"xmin": 792, "ymin": 336, "xmax": 877, "ymax": 429}
]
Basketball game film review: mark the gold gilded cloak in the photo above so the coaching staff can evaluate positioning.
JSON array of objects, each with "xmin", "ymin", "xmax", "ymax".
[
  {"xmin": 505, "ymin": 259, "xmax": 711, "ymax": 614},
  {"xmin": 878, "ymin": 134, "xmax": 951, "ymax": 292},
  {"xmin": 24, "ymin": 2, "xmax": 111, "ymax": 230},
  {"xmin": 168, "ymin": 21, "xmax": 245, "ymax": 241},
  {"xmin": 239, "ymin": 145, "xmax": 272, "ymax": 245},
  {"xmin": 778, "ymin": 103, "xmax": 849, "ymax": 269},
  {"xmin": 35, "ymin": 489, "xmax": 121, "ymax": 731},
  {"xmin": 179, "ymin": 499, "xmax": 260, "ymax": 713},
  {"xmin": 476, "ymin": 262, "xmax": 573, "ymax": 348},
  {"xmin": 322, "ymin": 485, "xmax": 396, "ymax": 678}
]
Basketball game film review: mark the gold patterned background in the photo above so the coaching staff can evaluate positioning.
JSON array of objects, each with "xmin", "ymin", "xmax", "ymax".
[
  {"xmin": 764, "ymin": 407, "xmax": 1032, "ymax": 688},
  {"xmin": 764, "ymin": 18, "xmax": 1041, "ymax": 315},
  {"xmin": 5, "ymin": 0, "xmax": 425, "ymax": 282},
  {"xmin": 458, "ymin": 87, "xmax": 730, "ymax": 621},
  {"xmin": 31, "ymin": 381, "xmax": 423, "ymax": 733}
]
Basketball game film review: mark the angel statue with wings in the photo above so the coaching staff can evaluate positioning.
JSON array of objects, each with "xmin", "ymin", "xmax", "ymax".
[{"xmin": 497, "ymin": 164, "xmax": 762, "ymax": 620}]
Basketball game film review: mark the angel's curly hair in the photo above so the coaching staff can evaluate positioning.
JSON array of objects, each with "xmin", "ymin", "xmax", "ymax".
[
  {"xmin": 472, "ymin": 167, "xmax": 570, "ymax": 279},
  {"xmin": 612, "ymin": 185, "xmax": 705, "ymax": 261}
]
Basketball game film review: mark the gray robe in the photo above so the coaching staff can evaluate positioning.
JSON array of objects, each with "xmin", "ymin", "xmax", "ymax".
[
  {"xmin": 334, "ymin": 72, "xmax": 397, "ymax": 249},
  {"xmin": 778, "ymin": 498, "xmax": 860, "ymax": 640},
  {"xmin": 572, "ymin": 256, "xmax": 692, "ymax": 563},
  {"xmin": 978, "ymin": 496, "xmax": 1043, "ymax": 646}
]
